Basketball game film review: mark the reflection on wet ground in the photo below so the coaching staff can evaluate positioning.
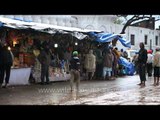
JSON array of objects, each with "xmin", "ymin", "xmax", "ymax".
[
  {"xmin": 0, "ymin": 75, "xmax": 160, "ymax": 105},
  {"xmin": 60, "ymin": 76, "xmax": 160, "ymax": 105}
]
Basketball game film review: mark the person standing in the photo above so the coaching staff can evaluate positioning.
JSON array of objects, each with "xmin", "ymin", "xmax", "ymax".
[
  {"xmin": 146, "ymin": 50, "xmax": 153, "ymax": 77},
  {"xmin": 111, "ymin": 46, "xmax": 118, "ymax": 79},
  {"xmin": 93, "ymin": 45, "xmax": 103, "ymax": 79},
  {"xmin": 153, "ymin": 47, "xmax": 160, "ymax": 86},
  {"xmin": 0, "ymin": 45, "xmax": 14, "ymax": 88},
  {"xmin": 64, "ymin": 49, "xmax": 71, "ymax": 73},
  {"xmin": 0, "ymin": 44, "xmax": 4, "ymax": 88},
  {"xmin": 38, "ymin": 42, "xmax": 51, "ymax": 85},
  {"xmin": 69, "ymin": 51, "xmax": 81, "ymax": 92},
  {"xmin": 84, "ymin": 49, "xmax": 96, "ymax": 80},
  {"xmin": 132, "ymin": 52, "xmax": 139, "ymax": 74},
  {"xmin": 137, "ymin": 42, "xmax": 148, "ymax": 87},
  {"xmin": 103, "ymin": 48, "xmax": 114, "ymax": 80}
]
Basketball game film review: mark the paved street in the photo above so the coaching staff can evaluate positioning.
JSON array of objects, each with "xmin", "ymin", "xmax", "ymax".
[{"xmin": 0, "ymin": 75, "xmax": 159, "ymax": 105}]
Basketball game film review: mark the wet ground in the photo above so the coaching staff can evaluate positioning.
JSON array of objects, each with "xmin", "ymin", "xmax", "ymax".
[{"xmin": 0, "ymin": 75, "xmax": 159, "ymax": 105}]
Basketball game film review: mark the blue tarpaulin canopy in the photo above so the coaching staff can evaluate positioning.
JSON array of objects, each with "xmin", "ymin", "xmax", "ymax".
[
  {"xmin": 89, "ymin": 32, "xmax": 118, "ymax": 43},
  {"xmin": 118, "ymin": 37, "xmax": 131, "ymax": 48},
  {"xmin": 88, "ymin": 32, "xmax": 131, "ymax": 48}
]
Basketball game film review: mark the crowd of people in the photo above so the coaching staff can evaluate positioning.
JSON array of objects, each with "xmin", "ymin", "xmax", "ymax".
[
  {"xmin": 33, "ymin": 41, "xmax": 132, "ymax": 92},
  {"xmin": 67, "ymin": 42, "xmax": 160, "ymax": 90},
  {"xmin": 1, "ymin": 39, "xmax": 160, "ymax": 91},
  {"xmin": 133, "ymin": 42, "xmax": 160, "ymax": 88}
]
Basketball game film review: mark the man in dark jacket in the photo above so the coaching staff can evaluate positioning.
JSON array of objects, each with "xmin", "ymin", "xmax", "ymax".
[
  {"xmin": 38, "ymin": 42, "xmax": 51, "ymax": 85},
  {"xmin": 70, "ymin": 51, "xmax": 81, "ymax": 92},
  {"xmin": 137, "ymin": 42, "xmax": 148, "ymax": 87},
  {"xmin": 0, "ymin": 45, "xmax": 14, "ymax": 88},
  {"xmin": 0, "ymin": 44, "xmax": 3, "ymax": 87}
]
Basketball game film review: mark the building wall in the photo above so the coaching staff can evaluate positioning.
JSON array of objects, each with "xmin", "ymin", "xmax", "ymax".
[{"xmin": 1, "ymin": 15, "xmax": 160, "ymax": 51}]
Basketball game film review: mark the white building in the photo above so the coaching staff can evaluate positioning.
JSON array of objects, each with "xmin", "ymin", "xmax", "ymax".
[{"xmin": 1, "ymin": 15, "xmax": 160, "ymax": 51}]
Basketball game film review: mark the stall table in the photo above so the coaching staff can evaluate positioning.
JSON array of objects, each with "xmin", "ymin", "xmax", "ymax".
[{"xmin": 9, "ymin": 67, "xmax": 31, "ymax": 85}]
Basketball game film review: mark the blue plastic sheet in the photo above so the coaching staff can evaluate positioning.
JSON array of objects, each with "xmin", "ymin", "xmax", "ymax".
[
  {"xmin": 118, "ymin": 37, "xmax": 131, "ymax": 48},
  {"xmin": 0, "ymin": 22, "xmax": 3, "ymax": 27},
  {"xmin": 89, "ymin": 32, "xmax": 118, "ymax": 43},
  {"xmin": 118, "ymin": 57, "xmax": 135, "ymax": 75},
  {"xmin": 88, "ymin": 32, "xmax": 131, "ymax": 48}
]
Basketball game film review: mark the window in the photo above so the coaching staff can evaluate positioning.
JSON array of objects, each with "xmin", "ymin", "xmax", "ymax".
[
  {"xmin": 144, "ymin": 35, "xmax": 148, "ymax": 45},
  {"xmin": 130, "ymin": 34, "xmax": 135, "ymax": 45},
  {"xmin": 155, "ymin": 36, "xmax": 158, "ymax": 45}
]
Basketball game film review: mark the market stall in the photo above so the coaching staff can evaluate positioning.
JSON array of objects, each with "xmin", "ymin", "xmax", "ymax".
[
  {"xmin": 0, "ymin": 28, "xmax": 36, "ymax": 85},
  {"xmin": 32, "ymin": 58, "xmax": 71, "ymax": 83},
  {"xmin": 0, "ymin": 16, "xmax": 131, "ymax": 85}
]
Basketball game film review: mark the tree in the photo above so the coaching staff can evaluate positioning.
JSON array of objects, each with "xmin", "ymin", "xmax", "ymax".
[{"xmin": 116, "ymin": 15, "xmax": 160, "ymax": 34}]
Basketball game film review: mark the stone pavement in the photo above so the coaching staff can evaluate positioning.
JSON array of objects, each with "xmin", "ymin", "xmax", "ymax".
[{"xmin": 0, "ymin": 75, "xmax": 159, "ymax": 105}]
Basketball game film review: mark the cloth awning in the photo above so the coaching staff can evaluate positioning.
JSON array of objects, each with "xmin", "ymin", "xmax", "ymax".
[
  {"xmin": 0, "ymin": 16, "xmax": 131, "ymax": 48},
  {"xmin": 0, "ymin": 17, "xmax": 102, "ymax": 34},
  {"xmin": 0, "ymin": 16, "xmax": 103, "ymax": 40}
]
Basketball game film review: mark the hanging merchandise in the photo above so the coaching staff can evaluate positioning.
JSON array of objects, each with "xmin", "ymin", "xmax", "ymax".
[
  {"xmin": 13, "ymin": 38, "xmax": 18, "ymax": 47},
  {"xmin": 28, "ymin": 38, "xmax": 33, "ymax": 46},
  {"xmin": 13, "ymin": 57, "xmax": 20, "ymax": 68},
  {"xmin": 33, "ymin": 49, "xmax": 40, "ymax": 57},
  {"xmin": 24, "ymin": 53, "xmax": 35, "ymax": 67},
  {"xmin": 68, "ymin": 46, "xmax": 73, "ymax": 52},
  {"xmin": 19, "ymin": 53, "xmax": 24, "ymax": 65}
]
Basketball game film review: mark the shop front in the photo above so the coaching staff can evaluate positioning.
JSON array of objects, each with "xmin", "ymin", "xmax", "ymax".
[
  {"xmin": 0, "ymin": 27, "xmax": 73, "ymax": 85},
  {"xmin": 0, "ymin": 17, "xmax": 106, "ymax": 85}
]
